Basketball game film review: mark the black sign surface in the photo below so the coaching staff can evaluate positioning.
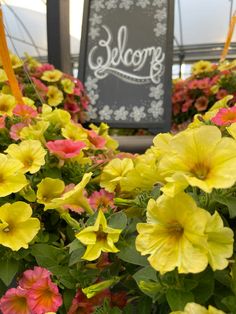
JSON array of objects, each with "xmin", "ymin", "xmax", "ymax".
[{"xmin": 79, "ymin": 0, "xmax": 174, "ymax": 130}]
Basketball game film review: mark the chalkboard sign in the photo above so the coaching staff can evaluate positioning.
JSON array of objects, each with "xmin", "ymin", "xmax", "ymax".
[{"xmin": 79, "ymin": 0, "xmax": 174, "ymax": 130}]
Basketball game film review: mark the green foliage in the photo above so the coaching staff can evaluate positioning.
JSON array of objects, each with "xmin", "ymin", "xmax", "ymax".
[{"xmin": 0, "ymin": 258, "xmax": 19, "ymax": 286}]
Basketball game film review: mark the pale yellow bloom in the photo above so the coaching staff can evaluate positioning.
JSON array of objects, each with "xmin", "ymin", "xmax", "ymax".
[
  {"xmin": 62, "ymin": 122, "xmax": 89, "ymax": 143},
  {"xmin": 20, "ymin": 121, "xmax": 50, "ymax": 143},
  {"xmin": 41, "ymin": 69, "xmax": 62, "ymax": 82},
  {"xmin": 159, "ymin": 125, "xmax": 236, "ymax": 195},
  {"xmin": 100, "ymin": 158, "xmax": 134, "ymax": 192},
  {"xmin": 37, "ymin": 178, "xmax": 65, "ymax": 205},
  {"xmin": 191, "ymin": 60, "xmax": 213, "ymax": 75},
  {"xmin": 41, "ymin": 107, "xmax": 71, "ymax": 129},
  {"xmin": 170, "ymin": 302, "xmax": 225, "ymax": 314},
  {"xmin": 0, "ymin": 154, "xmax": 27, "ymax": 197},
  {"xmin": 136, "ymin": 193, "xmax": 209, "ymax": 274},
  {"xmin": 0, "ymin": 94, "xmax": 16, "ymax": 116},
  {"xmin": 47, "ymin": 86, "xmax": 64, "ymax": 106},
  {"xmin": 10, "ymin": 53, "xmax": 23, "ymax": 68},
  {"xmin": 61, "ymin": 78, "xmax": 75, "ymax": 94},
  {"xmin": 5, "ymin": 140, "xmax": 47, "ymax": 174},
  {"xmin": 0, "ymin": 202, "xmax": 40, "ymax": 251},
  {"xmin": 76, "ymin": 210, "xmax": 122, "ymax": 261}
]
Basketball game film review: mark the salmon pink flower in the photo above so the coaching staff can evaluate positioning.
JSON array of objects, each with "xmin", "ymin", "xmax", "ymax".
[
  {"xmin": 19, "ymin": 266, "xmax": 51, "ymax": 290},
  {"xmin": 216, "ymin": 89, "xmax": 228, "ymax": 100},
  {"xmin": 0, "ymin": 287, "xmax": 31, "ymax": 314},
  {"xmin": 211, "ymin": 106, "xmax": 236, "ymax": 126},
  {"xmin": 89, "ymin": 189, "xmax": 115, "ymax": 212},
  {"xmin": 88, "ymin": 130, "xmax": 106, "ymax": 148},
  {"xmin": 194, "ymin": 96, "xmax": 208, "ymax": 111},
  {"xmin": 10, "ymin": 123, "xmax": 27, "ymax": 140},
  {"xmin": 0, "ymin": 115, "xmax": 6, "ymax": 128},
  {"xmin": 27, "ymin": 277, "xmax": 62, "ymax": 314},
  {"xmin": 13, "ymin": 104, "xmax": 38, "ymax": 120},
  {"xmin": 46, "ymin": 139, "xmax": 86, "ymax": 159}
]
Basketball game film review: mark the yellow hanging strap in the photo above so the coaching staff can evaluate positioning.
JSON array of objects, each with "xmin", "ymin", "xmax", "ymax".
[
  {"xmin": 0, "ymin": 4, "xmax": 24, "ymax": 104},
  {"xmin": 220, "ymin": 11, "xmax": 236, "ymax": 62}
]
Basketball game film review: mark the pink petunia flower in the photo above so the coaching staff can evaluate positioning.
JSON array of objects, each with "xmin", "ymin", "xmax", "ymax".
[
  {"xmin": 31, "ymin": 77, "xmax": 48, "ymax": 93},
  {"xmin": 0, "ymin": 115, "xmax": 6, "ymax": 128},
  {"xmin": 27, "ymin": 278, "xmax": 62, "ymax": 314},
  {"xmin": 89, "ymin": 189, "xmax": 116, "ymax": 212},
  {"xmin": 19, "ymin": 266, "xmax": 51, "ymax": 290},
  {"xmin": 216, "ymin": 89, "xmax": 228, "ymax": 100},
  {"xmin": 46, "ymin": 139, "xmax": 86, "ymax": 159},
  {"xmin": 10, "ymin": 122, "xmax": 27, "ymax": 141},
  {"xmin": 73, "ymin": 87, "xmax": 82, "ymax": 96},
  {"xmin": 87, "ymin": 130, "xmax": 106, "ymax": 149},
  {"xmin": 13, "ymin": 104, "xmax": 38, "ymax": 120},
  {"xmin": 0, "ymin": 287, "xmax": 31, "ymax": 314},
  {"xmin": 211, "ymin": 106, "xmax": 236, "ymax": 126}
]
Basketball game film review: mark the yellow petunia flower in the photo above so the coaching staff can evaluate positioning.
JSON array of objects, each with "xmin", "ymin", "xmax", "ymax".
[
  {"xmin": 41, "ymin": 69, "xmax": 62, "ymax": 82},
  {"xmin": 44, "ymin": 172, "xmax": 93, "ymax": 214},
  {"xmin": 205, "ymin": 211, "xmax": 233, "ymax": 271},
  {"xmin": 170, "ymin": 302, "xmax": 225, "ymax": 314},
  {"xmin": 41, "ymin": 107, "xmax": 71, "ymax": 129},
  {"xmin": 136, "ymin": 192, "xmax": 209, "ymax": 274},
  {"xmin": 5, "ymin": 140, "xmax": 47, "ymax": 174},
  {"xmin": 120, "ymin": 154, "xmax": 161, "ymax": 192},
  {"xmin": 0, "ymin": 202, "xmax": 40, "ymax": 251},
  {"xmin": 61, "ymin": 122, "xmax": 89, "ymax": 143},
  {"xmin": 37, "ymin": 177, "xmax": 65, "ymax": 205},
  {"xmin": 61, "ymin": 78, "xmax": 75, "ymax": 94},
  {"xmin": 20, "ymin": 121, "xmax": 49, "ymax": 143},
  {"xmin": 0, "ymin": 154, "xmax": 27, "ymax": 197},
  {"xmin": 47, "ymin": 86, "xmax": 64, "ymax": 106},
  {"xmin": 10, "ymin": 53, "xmax": 23, "ymax": 69},
  {"xmin": 76, "ymin": 210, "xmax": 122, "ymax": 261},
  {"xmin": 22, "ymin": 97, "xmax": 37, "ymax": 110},
  {"xmin": 159, "ymin": 125, "xmax": 236, "ymax": 195},
  {"xmin": 0, "ymin": 94, "xmax": 16, "ymax": 116},
  {"xmin": 191, "ymin": 60, "xmax": 213, "ymax": 75},
  {"xmin": 100, "ymin": 158, "xmax": 134, "ymax": 192},
  {"xmin": 0, "ymin": 69, "xmax": 7, "ymax": 82}
]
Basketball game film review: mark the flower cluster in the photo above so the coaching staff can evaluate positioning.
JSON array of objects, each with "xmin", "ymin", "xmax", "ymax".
[
  {"xmin": 172, "ymin": 59, "xmax": 236, "ymax": 132},
  {"xmin": 0, "ymin": 53, "xmax": 89, "ymax": 122},
  {"xmin": 1, "ymin": 58, "xmax": 236, "ymax": 313}
]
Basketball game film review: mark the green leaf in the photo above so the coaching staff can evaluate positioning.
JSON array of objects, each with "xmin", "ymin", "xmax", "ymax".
[
  {"xmin": 212, "ymin": 194, "xmax": 236, "ymax": 218},
  {"xmin": 133, "ymin": 266, "xmax": 157, "ymax": 283},
  {"xmin": 192, "ymin": 268, "xmax": 214, "ymax": 303},
  {"xmin": 0, "ymin": 259, "xmax": 19, "ymax": 286},
  {"xmin": 63, "ymin": 289, "xmax": 75, "ymax": 312},
  {"xmin": 69, "ymin": 247, "xmax": 85, "ymax": 266},
  {"xmin": 68, "ymin": 239, "xmax": 84, "ymax": 253},
  {"xmin": 117, "ymin": 238, "xmax": 148, "ymax": 266},
  {"xmin": 166, "ymin": 289, "xmax": 194, "ymax": 311},
  {"xmin": 108, "ymin": 211, "xmax": 127, "ymax": 229},
  {"xmin": 222, "ymin": 296, "xmax": 236, "ymax": 313},
  {"xmin": 31, "ymin": 243, "xmax": 66, "ymax": 269}
]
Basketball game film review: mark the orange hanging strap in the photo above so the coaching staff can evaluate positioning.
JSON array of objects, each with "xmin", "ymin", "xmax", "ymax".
[
  {"xmin": 220, "ymin": 12, "xmax": 236, "ymax": 62},
  {"xmin": 0, "ymin": 4, "xmax": 24, "ymax": 104}
]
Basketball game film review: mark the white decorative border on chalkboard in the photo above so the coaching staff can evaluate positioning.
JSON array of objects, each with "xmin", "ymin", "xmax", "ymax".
[{"xmin": 86, "ymin": 0, "xmax": 167, "ymax": 122}]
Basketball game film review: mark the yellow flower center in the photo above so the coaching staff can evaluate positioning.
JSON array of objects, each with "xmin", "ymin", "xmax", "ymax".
[
  {"xmin": 191, "ymin": 162, "xmax": 210, "ymax": 180},
  {"xmin": 96, "ymin": 228, "xmax": 108, "ymax": 242},
  {"xmin": 0, "ymin": 173, "xmax": 5, "ymax": 184},
  {"xmin": 23, "ymin": 156, "xmax": 34, "ymax": 167},
  {"xmin": 167, "ymin": 221, "xmax": 184, "ymax": 239},
  {"xmin": 0, "ymin": 103, "xmax": 9, "ymax": 112}
]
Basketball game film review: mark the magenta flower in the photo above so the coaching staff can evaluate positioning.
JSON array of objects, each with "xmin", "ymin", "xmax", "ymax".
[
  {"xmin": 0, "ymin": 287, "xmax": 31, "ymax": 314},
  {"xmin": 46, "ymin": 139, "xmax": 86, "ymax": 159}
]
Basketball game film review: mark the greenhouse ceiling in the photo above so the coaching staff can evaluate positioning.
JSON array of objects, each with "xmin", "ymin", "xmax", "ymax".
[{"xmin": 1, "ymin": 0, "xmax": 236, "ymax": 62}]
